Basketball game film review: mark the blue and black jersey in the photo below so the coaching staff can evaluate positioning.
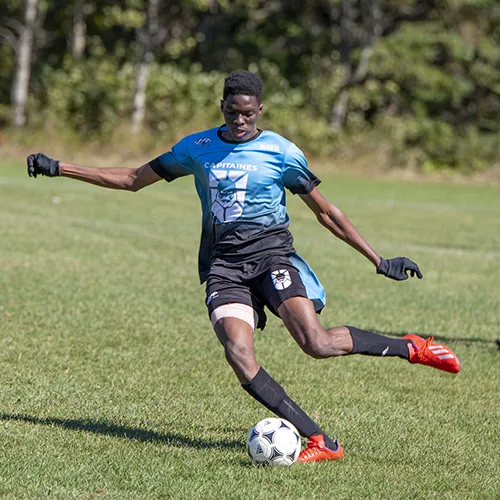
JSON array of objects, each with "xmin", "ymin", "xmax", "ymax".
[{"xmin": 149, "ymin": 125, "xmax": 321, "ymax": 286}]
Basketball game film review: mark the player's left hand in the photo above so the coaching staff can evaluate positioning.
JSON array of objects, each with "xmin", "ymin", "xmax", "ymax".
[{"xmin": 377, "ymin": 256, "xmax": 423, "ymax": 281}]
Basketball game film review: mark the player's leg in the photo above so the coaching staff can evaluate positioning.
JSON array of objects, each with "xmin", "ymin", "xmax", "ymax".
[
  {"xmin": 278, "ymin": 297, "xmax": 460, "ymax": 372},
  {"xmin": 276, "ymin": 296, "xmax": 353, "ymax": 357},
  {"xmin": 207, "ymin": 280, "xmax": 262, "ymax": 383},
  {"xmin": 277, "ymin": 296, "xmax": 410, "ymax": 359},
  {"xmin": 210, "ymin": 305, "xmax": 342, "ymax": 459},
  {"xmin": 213, "ymin": 314, "xmax": 259, "ymax": 383},
  {"xmin": 259, "ymin": 260, "xmax": 411, "ymax": 360},
  {"xmin": 259, "ymin": 258, "xmax": 460, "ymax": 372}
]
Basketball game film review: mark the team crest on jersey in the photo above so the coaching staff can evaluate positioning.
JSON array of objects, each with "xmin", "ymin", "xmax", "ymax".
[
  {"xmin": 271, "ymin": 269, "xmax": 292, "ymax": 290},
  {"xmin": 195, "ymin": 137, "xmax": 211, "ymax": 146},
  {"xmin": 209, "ymin": 169, "xmax": 248, "ymax": 222}
]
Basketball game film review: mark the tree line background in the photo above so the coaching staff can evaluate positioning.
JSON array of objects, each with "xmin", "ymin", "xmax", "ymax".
[{"xmin": 1, "ymin": 0, "xmax": 499, "ymax": 171}]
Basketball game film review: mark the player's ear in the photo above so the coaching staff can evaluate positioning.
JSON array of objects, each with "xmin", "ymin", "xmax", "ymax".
[
  {"xmin": 258, "ymin": 104, "xmax": 263, "ymax": 115},
  {"xmin": 220, "ymin": 99, "xmax": 224, "ymax": 112}
]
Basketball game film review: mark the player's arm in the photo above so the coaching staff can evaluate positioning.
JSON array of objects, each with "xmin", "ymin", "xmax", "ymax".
[
  {"xmin": 27, "ymin": 153, "xmax": 162, "ymax": 191},
  {"xmin": 300, "ymin": 187, "xmax": 380, "ymax": 266},
  {"xmin": 300, "ymin": 187, "xmax": 423, "ymax": 281},
  {"xmin": 59, "ymin": 162, "xmax": 161, "ymax": 191}
]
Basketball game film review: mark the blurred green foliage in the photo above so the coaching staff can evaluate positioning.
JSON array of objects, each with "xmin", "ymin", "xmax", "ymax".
[{"xmin": 1, "ymin": 0, "xmax": 498, "ymax": 170}]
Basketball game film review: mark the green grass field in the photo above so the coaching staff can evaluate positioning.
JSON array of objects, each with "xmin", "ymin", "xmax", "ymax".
[{"xmin": 1, "ymin": 161, "xmax": 499, "ymax": 499}]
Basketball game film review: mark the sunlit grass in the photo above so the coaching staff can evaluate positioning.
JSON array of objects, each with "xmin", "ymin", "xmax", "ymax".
[{"xmin": 1, "ymin": 162, "xmax": 499, "ymax": 498}]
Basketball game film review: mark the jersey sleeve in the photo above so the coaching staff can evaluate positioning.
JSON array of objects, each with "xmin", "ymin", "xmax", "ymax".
[
  {"xmin": 149, "ymin": 137, "xmax": 193, "ymax": 182},
  {"xmin": 282, "ymin": 143, "xmax": 321, "ymax": 195}
]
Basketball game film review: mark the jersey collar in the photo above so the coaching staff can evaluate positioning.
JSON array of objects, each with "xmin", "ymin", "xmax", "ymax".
[{"xmin": 217, "ymin": 125, "xmax": 263, "ymax": 144}]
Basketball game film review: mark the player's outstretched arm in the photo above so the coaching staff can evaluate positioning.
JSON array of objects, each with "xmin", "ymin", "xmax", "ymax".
[
  {"xmin": 300, "ymin": 187, "xmax": 423, "ymax": 281},
  {"xmin": 26, "ymin": 152, "xmax": 162, "ymax": 191}
]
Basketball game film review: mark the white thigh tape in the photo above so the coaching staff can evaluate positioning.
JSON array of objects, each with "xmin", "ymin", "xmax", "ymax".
[{"xmin": 210, "ymin": 303, "xmax": 255, "ymax": 330}]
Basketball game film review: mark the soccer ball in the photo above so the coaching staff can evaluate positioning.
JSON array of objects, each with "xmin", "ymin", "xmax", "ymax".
[{"xmin": 246, "ymin": 418, "xmax": 301, "ymax": 466}]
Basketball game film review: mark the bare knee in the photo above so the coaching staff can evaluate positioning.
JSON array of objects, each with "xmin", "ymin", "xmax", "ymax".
[
  {"xmin": 224, "ymin": 338, "xmax": 254, "ymax": 367},
  {"xmin": 222, "ymin": 339, "xmax": 259, "ymax": 383},
  {"xmin": 297, "ymin": 327, "xmax": 350, "ymax": 359},
  {"xmin": 299, "ymin": 330, "xmax": 331, "ymax": 359},
  {"xmin": 278, "ymin": 297, "xmax": 351, "ymax": 358},
  {"xmin": 213, "ymin": 316, "xmax": 259, "ymax": 382}
]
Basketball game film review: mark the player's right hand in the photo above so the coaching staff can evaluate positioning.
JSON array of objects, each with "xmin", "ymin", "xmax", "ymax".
[{"xmin": 27, "ymin": 153, "xmax": 60, "ymax": 178}]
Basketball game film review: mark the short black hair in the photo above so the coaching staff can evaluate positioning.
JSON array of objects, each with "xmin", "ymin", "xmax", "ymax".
[{"xmin": 223, "ymin": 70, "xmax": 263, "ymax": 103}]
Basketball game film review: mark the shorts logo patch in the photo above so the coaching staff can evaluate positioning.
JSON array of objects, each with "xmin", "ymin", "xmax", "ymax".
[
  {"xmin": 207, "ymin": 291, "xmax": 219, "ymax": 305},
  {"xmin": 271, "ymin": 269, "xmax": 292, "ymax": 290}
]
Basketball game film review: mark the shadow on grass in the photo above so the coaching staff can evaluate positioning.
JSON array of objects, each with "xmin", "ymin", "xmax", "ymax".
[
  {"xmin": 0, "ymin": 413, "xmax": 244, "ymax": 450},
  {"xmin": 371, "ymin": 329, "xmax": 496, "ymax": 346}
]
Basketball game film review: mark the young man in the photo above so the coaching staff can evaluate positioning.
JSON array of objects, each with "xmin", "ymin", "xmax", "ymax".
[{"xmin": 27, "ymin": 70, "xmax": 461, "ymax": 463}]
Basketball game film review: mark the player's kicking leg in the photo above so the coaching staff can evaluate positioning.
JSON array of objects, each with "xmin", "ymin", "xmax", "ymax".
[{"xmin": 278, "ymin": 297, "xmax": 461, "ymax": 374}]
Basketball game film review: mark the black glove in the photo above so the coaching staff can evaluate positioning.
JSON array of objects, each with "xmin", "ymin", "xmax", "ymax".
[
  {"xmin": 377, "ymin": 257, "xmax": 423, "ymax": 281},
  {"xmin": 27, "ymin": 153, "xmax": 60, "ymax": 178}
]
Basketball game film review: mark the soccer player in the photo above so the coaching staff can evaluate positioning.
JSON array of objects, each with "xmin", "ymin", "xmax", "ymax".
[{"xmin": 27, "ymin": 70, "xmax": 461, "ymax": 463}]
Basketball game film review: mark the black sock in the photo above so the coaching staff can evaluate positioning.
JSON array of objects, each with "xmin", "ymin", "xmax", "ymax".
[
  {"xmin": 242, "ymin": 367, "xmax": 337, "ymax": 450},
  {"xmin": 348, "ymin": 326, "xmax": 410, "ymax": 359}
]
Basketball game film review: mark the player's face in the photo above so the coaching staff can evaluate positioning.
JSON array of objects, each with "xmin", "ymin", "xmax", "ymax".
[{"xmin": 220, "ymin": 95, "xmax": 263, "ymax": 142}]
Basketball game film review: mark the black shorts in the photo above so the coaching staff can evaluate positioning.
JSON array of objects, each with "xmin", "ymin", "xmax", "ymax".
[{"xmin": 205, "ymin": 255, "xmax": 309, "ymax": 330}]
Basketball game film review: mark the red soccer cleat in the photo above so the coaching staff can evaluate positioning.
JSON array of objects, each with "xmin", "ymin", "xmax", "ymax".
[
  {"xmin": 403, "ymin": 334, "xmax": 461, "ymax": 373},
  {"xmin": 296, "ymin": 434, "xmax": 344, "ymax": 463}
]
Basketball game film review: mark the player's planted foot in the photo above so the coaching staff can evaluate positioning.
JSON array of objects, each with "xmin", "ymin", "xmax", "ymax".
[
  {"xmin": 296, "ymin": 434, "xmax": 344, "ymax": 463},
  {"xmin": 403, "ymin": 334, "xmax": 461, "ymax": 373}
]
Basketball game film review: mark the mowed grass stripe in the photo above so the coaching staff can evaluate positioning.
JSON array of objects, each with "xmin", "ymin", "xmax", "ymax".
[{"xmin": 1, "ymin": 161, "xmax": 499, "ymax": 499}]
